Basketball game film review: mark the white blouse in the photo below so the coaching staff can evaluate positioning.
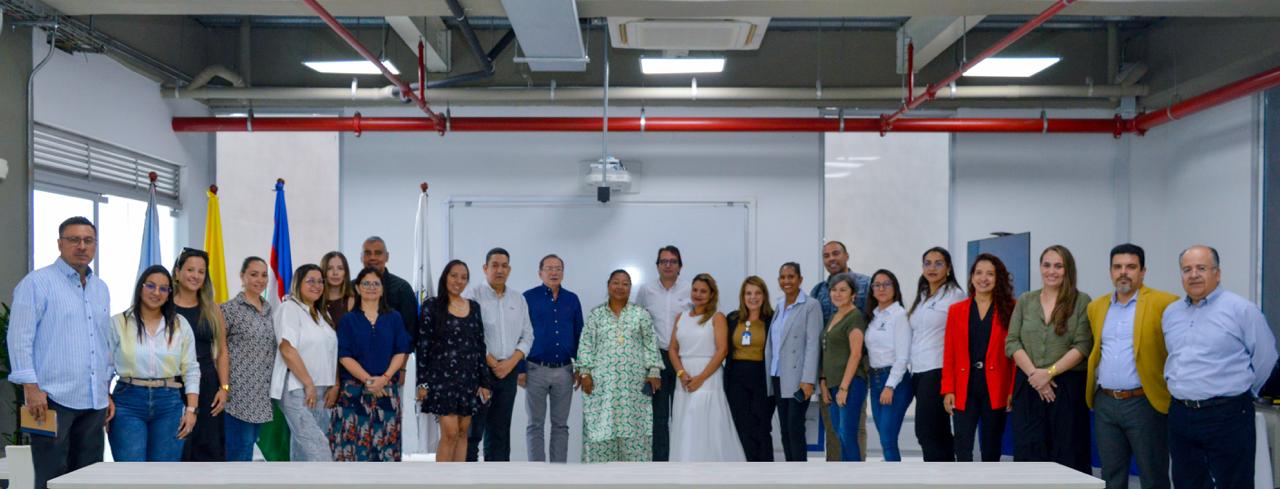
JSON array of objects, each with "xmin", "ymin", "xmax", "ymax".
[
  {"xmin": 865, "ymin": 302, "xmax": 911, "ymax": 387},
  {"xmin": 907, "ymin": 285, "xmax": 968, "ymax": 373},
  {"xmin": 269, "ymin": 299, "xmax": 339, "ymax": 399}
]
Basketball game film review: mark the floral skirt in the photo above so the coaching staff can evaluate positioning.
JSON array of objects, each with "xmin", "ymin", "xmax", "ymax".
[{"xmin": 329, "ymin": 380, "xmax": 401, "ymax": 461}]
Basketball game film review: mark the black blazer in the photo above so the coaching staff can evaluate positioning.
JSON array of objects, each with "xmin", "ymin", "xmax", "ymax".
[{"xmin": 724, "ymin": 310, "xmax": 773, "ymax": 368}]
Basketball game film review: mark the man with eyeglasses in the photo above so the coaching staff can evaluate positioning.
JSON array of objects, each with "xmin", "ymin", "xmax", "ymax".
[
  {"xmin": 361, "ymin": 236, "xmax": 418, "ymax": 342},
  {"xmin": 634, "ymin": 245, "xmax": 691, "ymax": 461},
  {"xmin": 810, "ymin": 241, "xmax": 870, "ymax": 461},
  {"xmin": 1162, "ymin": 245, "xmax": 1277, "ymax": 489},
  {"xmin": 464, "ymin": 247, "xmax": 534, "ymax": 462},
  {"xmin": 1085, "ymin": 244, "xmax": 1178, "ymax": 489},
  {"xmin": 7, "ymin": 216, "xmax": 112, "ymax": 489},
  {"xmin": 520, "ymin": 254, "xmax": 584, "ymax": 463}
]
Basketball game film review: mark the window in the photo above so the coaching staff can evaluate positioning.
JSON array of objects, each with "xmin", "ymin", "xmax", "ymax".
[{"xmin": 34, "ymin": 189, "xmax": 176, "ymax": 315}]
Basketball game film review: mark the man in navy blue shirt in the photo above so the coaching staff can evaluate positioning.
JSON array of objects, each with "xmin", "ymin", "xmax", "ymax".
[{"xmin": 520, "ymin": 254, "xmax": 584, "ymax": 463}]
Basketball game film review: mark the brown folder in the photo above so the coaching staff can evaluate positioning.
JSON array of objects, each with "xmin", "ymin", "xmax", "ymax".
[{"xmin": 20, "ymin": 408, "xmax": 58, "ymax": 437}]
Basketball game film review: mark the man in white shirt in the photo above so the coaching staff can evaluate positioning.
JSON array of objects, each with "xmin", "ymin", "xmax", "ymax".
[
  {"xmin": 464, "ymin": 248, "xmax": 535, "ymax": 462},
  {"xmin": 634, "ymin": 245, "xmax": 691, "ymax": 461}
]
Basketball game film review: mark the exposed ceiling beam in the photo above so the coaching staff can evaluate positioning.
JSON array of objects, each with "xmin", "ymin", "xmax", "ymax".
[
  {"xmin": 384, "ymin": 16, "xmax": 449, "ymax": 72},
  {"xmin": 897, "ymin": 16, "xmax": 986, "ymax": 74},
  {"xmin": 37, "ymin": 0, "xmax": 1280, "ymax": 18}
]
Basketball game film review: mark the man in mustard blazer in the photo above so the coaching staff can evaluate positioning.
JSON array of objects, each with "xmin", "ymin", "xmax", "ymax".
[{"xmin": 1087, "ymin": 244, "xmax": 1179, "ymax": 489}]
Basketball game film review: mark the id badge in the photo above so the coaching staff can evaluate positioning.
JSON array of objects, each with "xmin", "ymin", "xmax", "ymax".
[{"xmin": 741, "ymin": 331, "xmax": 752, "ymax": 346}]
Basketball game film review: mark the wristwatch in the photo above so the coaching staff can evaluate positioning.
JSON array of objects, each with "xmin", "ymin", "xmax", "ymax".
[
  {"xmin": 220, "ymin": 384, "xmax": 231, "ymax": 393},
  {"xmin": 185, "ymin": 406, "xmax": 197, "ymax": 414},
  {"xmin": 365, "ymin": 377, "xmax": 376, "ymax": 386}
]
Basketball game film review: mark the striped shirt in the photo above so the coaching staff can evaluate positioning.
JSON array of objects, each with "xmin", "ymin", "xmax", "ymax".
[
  {"xmin": 109, "ymin": 312, "xmax": 201, "ymax": 395},
  {"xmin": 6, "ymin": 258, "xmax": 113, "ymax": 410}
]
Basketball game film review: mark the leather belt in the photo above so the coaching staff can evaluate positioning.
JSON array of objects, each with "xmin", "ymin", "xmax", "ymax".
[
  {"xmin": 1175, "ymin": 393, "xmax": 1250, "ymax": 409},
  {"xmin": 1099, "ymin": 387, "xmax": 1144, "ymax": 400},
  {"xmin": 119, "ymin": 377, "xmax": 182, "ymax": 389},
  {"xmin": 529, "ymin": 359, "xmax": 572, "ymax": 369}
]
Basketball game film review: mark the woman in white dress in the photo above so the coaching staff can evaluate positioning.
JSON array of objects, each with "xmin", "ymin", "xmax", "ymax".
[{"xmin": 669, "ymin": 273, "xmax": 747, "ymax": 462}]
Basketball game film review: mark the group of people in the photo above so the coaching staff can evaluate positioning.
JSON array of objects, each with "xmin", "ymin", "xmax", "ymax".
[{"xmin": 8, "ymin": 216, "xmax": 1277, "ymax": 489}]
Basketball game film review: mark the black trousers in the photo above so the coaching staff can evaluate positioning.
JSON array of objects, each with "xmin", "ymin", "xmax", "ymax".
[
  {"xmin": 466, "ymin": 371, "xmax": 518, "ymax": 462},
  {"xmin": 651, "ymin": 348, "xmax": 675, "ymax": 461},
  {"xmin": 773, "ymin": 376, "xmax": 810, "ymax": 462},
  {"xmin": 1011, "ymin": 370, "xmax": 1091, "ymax": 473},
  {"xmin": 952, "ymin": 369, "xmax": 1006, "ymax": 462},
  {"xmin": 1168, "ymin": 393, "xmax": 1255, "ymax": 489},
  {"xmin": 726, "ymin": 360, "xmax": 775, "ymax": 461},
  {"xmin": 30, "ymin": 401, "xmax": 107, "ymax": 489},
  {"xmin": 913, "ymin": 368, "xmax": 955, "ymax": 461},
  {"xmin": 181, "ymin": 358, "xmax": 225, "ymax": 461}
]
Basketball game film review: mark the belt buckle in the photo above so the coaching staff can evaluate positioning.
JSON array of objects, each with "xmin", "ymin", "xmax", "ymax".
[
  {"xmin": 973, "ymin": 361, "xmax": 984, "ymax": 370},
  {"xmin": 1111, "ymin": 389, "xmax": 1124, "ymax": 400}
]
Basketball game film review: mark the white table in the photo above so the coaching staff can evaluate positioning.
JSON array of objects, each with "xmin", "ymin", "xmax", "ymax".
[
  {"xmin": 0, "ymin": 455, "xmax": 10, "ymax": 481},
  {"xmin": 50, "ymin": 461, "xmax": 1102, "ymax": 489}
]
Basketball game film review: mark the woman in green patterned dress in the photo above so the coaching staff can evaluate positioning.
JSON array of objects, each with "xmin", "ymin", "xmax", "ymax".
[{"xmin": 576, "ymin": 269, "xmax": 664, "ymax": 462}]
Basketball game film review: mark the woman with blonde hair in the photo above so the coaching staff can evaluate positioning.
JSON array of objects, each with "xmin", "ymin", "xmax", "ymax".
[
  {"xmin": 724, "ymin": 276, "xmax": 775, "ymax": 461},
  {"xmin": 172, "ymin": 247, "xmax": 229, "ymax": 461},
  {"xmin": 669, "ymin": 273, "xmax": 745, "ymax": 461}
]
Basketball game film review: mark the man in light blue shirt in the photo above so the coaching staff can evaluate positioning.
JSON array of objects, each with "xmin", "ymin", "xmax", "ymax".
[
  {"xmin": 7, "ymin": 217, "xmax": 112, "ymax": 489},
  {"xmin": 1163, "ymin": 245, "xmax": 1278, "ymax": 489}
]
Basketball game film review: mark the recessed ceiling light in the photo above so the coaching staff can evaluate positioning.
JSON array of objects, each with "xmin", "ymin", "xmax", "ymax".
[
  {"xmin": 641, "ymin": 57, "xmax": 725, "ymax": 75},
  {"xmin": 303, "ymin": 60, "xmax": 400, "ymax": 75},
  {"xmin": 963, "ymin": 57, "xmax": 1060, "ymax": 78}
]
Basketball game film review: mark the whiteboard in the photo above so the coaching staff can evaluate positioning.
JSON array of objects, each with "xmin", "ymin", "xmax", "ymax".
[
  {"xmin": 448, "ymin": 198, "xmax": 751, "ymax": 313},
  {"xmin": 444, "ymin": 198, "xmax": 751, "ymax": 462}
]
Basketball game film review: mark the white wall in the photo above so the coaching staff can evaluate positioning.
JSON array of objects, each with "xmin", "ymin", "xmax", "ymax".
[
  {"xmin": 216, "ymin": 133, "xmax": 341, "ymax": 294},
  {"xmin": 825, "ymin": 132, "xmax": 950, "ymax": 288},
  {"xmin": 951, "ymin": 108, "xmax": 1128, "ymax": 298},
  {"xmin": 339, "ymin": 106, "xmax": 823, "ymax": 292},
  {"xmin": 1129, "ymin": 96, "xmax": 1260, "ymax": 298},
  {"xmin": 32, "ymin": 30, "xmax": 212, "ymax": 249}
]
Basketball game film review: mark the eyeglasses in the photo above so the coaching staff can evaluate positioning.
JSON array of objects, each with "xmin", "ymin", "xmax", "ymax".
[
  {"xmin": 871, "ymin": 282, "xmax": 895, "ymax": 290},
  {"xmin": 303, "ymin": 278, "xmax": 324, "ymax": 286},
  {"xmin": 143, "ymin": 282, "xmax": 172, "ymax": 294},
  {"xmin": 1180, "ymin": 265, "xmax": 1218, "ymax": 277},
  {"xmin": 60, "ymin": 236, "xmax": 96, "ymax": 247},
  {"xmin": 658, "ymin": 259, "xmax": 680, "ymax": 266},
  {"xmin": 923, "ymin": 260, "xmax": 946, "ymax": 270},
  {"xmin": 360, "ymin": 281, "xmax": 383, "ymax": 289},
  {"xmin": 541, "ymin": 266, "xmax": 564, "ymax": 272}
]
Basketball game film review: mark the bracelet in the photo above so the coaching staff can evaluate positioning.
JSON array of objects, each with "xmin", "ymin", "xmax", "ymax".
[
  {"xmin": 838, "ymin": 386, "xmax": 848, "ymax": 392},
  {"xmin": 220, "ymin": 384, "xmax": 230, "ymax": 392},
  {"xmin": 676, "ymin": 370, "xmax": 686, "ymax": 378},
  {"xmin": 185, "ymin": 406, "xmax": 197, "ymax": 414},
  {"xmin": 1047, "ymin": 365, "xmax": 1058, "ymax": 377}
]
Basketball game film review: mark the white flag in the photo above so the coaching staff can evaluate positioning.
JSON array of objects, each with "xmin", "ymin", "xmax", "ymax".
[{"xmin": 406, "ymin": 185, "xmax": 437, "ymax": 455}]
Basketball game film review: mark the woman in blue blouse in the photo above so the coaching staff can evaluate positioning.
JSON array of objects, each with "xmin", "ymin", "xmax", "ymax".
[
  {"xmin": 331, "ymin": 267, "xmax": 412, "ymax": 461},
  {"xmin": 108, "ymin": 265, "xmax": 200, "ymax": 461}
]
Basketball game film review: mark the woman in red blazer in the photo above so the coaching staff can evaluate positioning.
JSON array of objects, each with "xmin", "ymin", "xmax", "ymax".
[{"xmin": 941, "ymin": 253, "xmax": 1016, "ymax": 462}]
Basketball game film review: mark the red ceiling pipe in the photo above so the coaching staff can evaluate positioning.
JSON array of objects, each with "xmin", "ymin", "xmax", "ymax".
[
  {"xmin": 1134, "ymin": 64, "xmax": 1280, "ymax": 132},
  {"xmin": 172, "ymin": 116, "xmax": 1130, "ymax": 134},
  {"xmin": 883, "ymin": 0, "xmax": 1078, "ymax": 128},
  {"xmin": 300, "ymin": 0, "xmax": 443, "ymax": 128}
]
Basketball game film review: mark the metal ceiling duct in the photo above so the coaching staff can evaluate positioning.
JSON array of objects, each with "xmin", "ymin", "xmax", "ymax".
[{"xmin": 501, "ymin": 0, "xmax": 589, "ymax": 71}]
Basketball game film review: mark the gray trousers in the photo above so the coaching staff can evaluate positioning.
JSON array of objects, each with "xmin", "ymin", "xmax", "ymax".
[
  {"xmin": 1094, "ymin": 390, "xmax": 1170, "ymax": 489},
  {"xmin": 524, "ymin": 362, "xmax": 574, "ymax": 463},
  {"xmin": 281, "ymin": 387, "xmax": 334, "ymax": 461}
]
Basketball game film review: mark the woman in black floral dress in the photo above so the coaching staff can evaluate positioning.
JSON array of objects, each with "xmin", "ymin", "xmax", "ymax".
[{"xmin": 416, "ymin": 259, "xmax": 491, "ymax": 462}]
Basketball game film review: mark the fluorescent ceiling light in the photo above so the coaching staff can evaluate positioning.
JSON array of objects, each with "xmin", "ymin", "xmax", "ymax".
[
  {"xmin": 303, "ymin": 59, "xmax": 400, "ymax": 75},
  {"xmin": 641, "ymin": 57, "xmax": 725, "ymax": 75},
  {"xmin": 963, "ymin": 57, "xmax": 1060, "ymax": 78},
  {"xmin": 824, "ymin": 162, "xmax": 865, "ymax": 169}
]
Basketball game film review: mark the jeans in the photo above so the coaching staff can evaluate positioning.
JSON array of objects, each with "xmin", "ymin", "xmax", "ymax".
[
  {"xmin": 869, "ymin": 369, "xmax": 914, "ymax": 461},
  {"xmin": 467, "ymin": 371, "xmax": 518, "ymax": 462},
  {"xmin": 30, "ymin": 401, "xmax": 106, "ymax": 489},
  {"xmin": 280, "ymin": 387, "xmax": 333, "ymax": 461},
  {"xmin": 828, "ymin": 376, "xmax": 868, "ymax": 462},
  {"xmin": 1168, "ymin": 393, "xmax": 1255, "ymax": 489},
  {"xmin": 524, "ymin": 362, "xmax": 574, "ymax": 463},
  {"xmin": 223, "ymin": 413, "xmax": 263, "ymax": 461},
  {"xmin": 107, "ymin": 384, "xmax": 186, "ymax": 462}
]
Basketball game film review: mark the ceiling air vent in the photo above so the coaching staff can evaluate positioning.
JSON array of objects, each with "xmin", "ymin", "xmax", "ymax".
[{"xmin": 608, "ymin": 17, "xmax": 769, "ymax": 51}]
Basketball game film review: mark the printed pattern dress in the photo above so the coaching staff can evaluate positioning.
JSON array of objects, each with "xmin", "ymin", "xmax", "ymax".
[
  {"xmin": 576, "ymin": 303, "xmax": 663, "ymax": 463},
  {"xmin": 418, "ymin": 297, "xmax": 490, "ymax": 417}
]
